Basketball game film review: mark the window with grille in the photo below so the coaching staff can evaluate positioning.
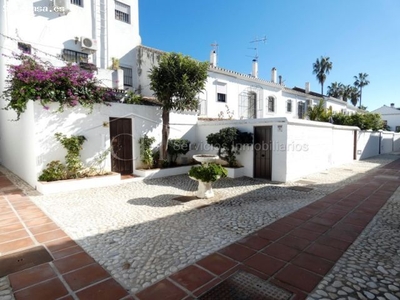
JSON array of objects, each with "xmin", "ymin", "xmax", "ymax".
[
  {"xmin": 248, "ymin": 92, "xmax": 257, "ymax": 119},
  {"xmin": 115, "ymin": 1, "xmax": 130, "ymax": 23},
  {"xmin": 268, "ymin": 96, "xmax": 275, "ymax": 112},
  {"xmin": 286, "ymin": 99, "xmax": 292, "ymax": 112},
  {"xmin": 120, "ymin": 67, "xmax": 133, "ymax": 87},
  {"xmin": 18, "ymin": 42, "xmax": 31, "ymax": 54},
  {"xmin": 62, "ymin": 49, "xmax": 88, "ymax": 63},
  {"xmin": 71, "ymin": 0, "xmax": 83, "ymax": 7}
]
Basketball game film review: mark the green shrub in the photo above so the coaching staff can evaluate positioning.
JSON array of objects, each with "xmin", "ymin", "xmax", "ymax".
[
  {"xmin": 38, "ymin": 160, "xmax": 67, "ymax": 181},
  {"xmin": 167, "ymin": 139, "xmax": 191, "ymax": 165},
  {"xmin": 188, "ymin": 163, "xmax": 227, "ymax": 182},
  {"xmin": 139, "ymin": 135, "xmax": 156, "ymax": 169}
]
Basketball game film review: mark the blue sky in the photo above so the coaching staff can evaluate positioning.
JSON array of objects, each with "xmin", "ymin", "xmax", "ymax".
[{"xmin": 139, "ymin": 0, "xmax": 400, "ymax": 111}]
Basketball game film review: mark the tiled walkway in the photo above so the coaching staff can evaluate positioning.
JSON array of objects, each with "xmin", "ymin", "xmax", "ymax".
[{"xmin": 0, "ymin": 158, "xmax": 399, "ymax": 300}]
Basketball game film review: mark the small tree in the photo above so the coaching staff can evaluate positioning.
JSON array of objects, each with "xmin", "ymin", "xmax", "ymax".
[
  {"xmin": 307, "ymin": 100, "xmax": 330, "ymax": 121},
  {"xmin": 139, "ymin": 135, "xmax": 156, "ymax": 169},
  {"xmin": 167, "ymin": 139, "xmax": 191, "ymax": 166},
  {"xmin": 149, "ymin": 52, "xmax": 208, "ymax": 165},
  {"xmin": 206, "ymin": 127, "xmax": 253, "ymax": 167}
]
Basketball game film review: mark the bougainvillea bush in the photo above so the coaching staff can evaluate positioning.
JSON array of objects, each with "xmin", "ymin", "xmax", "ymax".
[{"xmin": 1, "ymin": 53, "xmax": 113, "ymax": 120}]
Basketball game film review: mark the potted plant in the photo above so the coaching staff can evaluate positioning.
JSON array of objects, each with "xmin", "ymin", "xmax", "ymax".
[{"xmin": 188, "ymin": 162, "xmax": 227, "ymax": 198}]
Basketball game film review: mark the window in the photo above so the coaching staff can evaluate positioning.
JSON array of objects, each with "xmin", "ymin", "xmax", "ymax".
[
  {"xmin": 395, "ymin": 126, "xmax": 400, "ymax": 133},
  {"xmin": 247, "ymin": 92, "xmax": 257, "ymax": 119},
  {"xmin": 115, "ymin": 1, "xmax": 130, "ymax": 23},
  {"xmin": 120, "ymin": 66, "xmax": 133, "ymax": 87},
  {"xmin": 217, "ymin": 93, "xmax": 226, "ymax": 102},
  {"xmin": 286, "ymin": 100, "xmax": 292, "ymax": 112},
  {"xmin": 18, "ymin": 42, "xmax": 31, "ymax": 54},
  {"xmin": 268, "ymin": 96, "xmax": 275, "ymax": 112},
  {"xmin": 298, "ymin": 102, "xmax": 306, "ymax": 119},
  {"xmin": 216, "ymin": 82, "xmax": 227, "ymax": 102},
  {"xmin": 71, "ymin": 0, "xmax": 83, "ymax": 7},
  {"xmin": 62, "ymin": 49, "xmax": 88, "ymax": 63}
]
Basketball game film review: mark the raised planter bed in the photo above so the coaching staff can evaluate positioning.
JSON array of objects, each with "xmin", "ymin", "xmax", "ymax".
[
  {"xmin": 225, "ymin": 166, "xmax": 245, "ymax": 178},
  {"xmin": 35, "ymin": 172, "xmax": 121, "ymax": 195},
  {"xmin": 134, "ymin": 165, "xmax": 195, "ymax": 179}
]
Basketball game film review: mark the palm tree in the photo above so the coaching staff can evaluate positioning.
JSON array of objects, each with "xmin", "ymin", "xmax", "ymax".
[
  {"xmin": 349, "ymin": 86, "xmax": 360, "ymax": 106},
  {"xmin": 327, "ymin": 82, "xmax": 343, "ymax": 99},
  {"xmin": 312, "ymin": 56, "xmax": 333, "ymax": 95},
  {"xmin": 354, "ymin": 73, "xmax": 370, "ymax": 107},
  {"xmin": 341, "ymin": 84, "xmax": 353, "ymax": 103}
]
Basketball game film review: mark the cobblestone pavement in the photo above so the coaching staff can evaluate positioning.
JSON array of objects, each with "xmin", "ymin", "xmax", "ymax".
[{"xmin": 1, "ymin": 154, "xmax": 398, "ymax": 296}]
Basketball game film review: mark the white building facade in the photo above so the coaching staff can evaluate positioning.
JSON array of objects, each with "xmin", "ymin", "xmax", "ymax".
[{"xmin": 372, "ymin": 104, "xmax": 400, "ymax": 132}]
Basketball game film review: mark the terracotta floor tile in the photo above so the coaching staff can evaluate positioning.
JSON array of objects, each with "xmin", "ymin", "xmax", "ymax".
[
  {"xmin": 63, "ymin": 263, "xmax": 110, "ymax": 291},
  {"xmin": 35, "ymin": 229, "xmax": 68, "ymax": 243},
  {"xmin": 299, "ymin": 222, "xmax": 330, "ymax": 234},
  {"xmin": 333, "ymin": 222, "xmax": 365, "ymax": 234},
  {"xmin": 0, "ymin": 216, "xmax": 20, "ymax": 226},
  {"xmin": 0, "ymin": 211, "xmax": 16, "ymax": 221},
  {"xmin": 318, "ymin": 212, "xmax": 344, "ymax": 222},
  {"xmin": 0, "ymin": 237, "xmax": 35, "ymax": 255},
  {"xmin": 53, "ymin": 251, "xmax": 95, "ymax": 274},
  {"xmin": 243, "ymin": 253, "xmax": 286, "ymax": 276},
  {"xmin": 276, "ymin": 235, "xmax": 311, "ymax": 251},
  {"xmin": 275, "ymin": 264, "xmax": 322, "ymax": 293},
  {"xmin": 262, "ymin": 243, "xmax": 300, "ymax": 262},
  {"xmin": 329, "ymin": 203, "xmax": 354, "ymax": 212},
  {"xmin": 52, "ymin": 245, "xmax": 84, "ymax": 260},
  {"xmin": 307, "ymin": 201, "xmax": 332, "ymax": 210},
  {"xmin": 169, "ymin": 265, "xmax": 214, "ymax": 292},
  {"xmin": 135, "ymin": 279, "xmax": 187, "ymax": 300},
  {"xmin": 289, "ymin": 228, "xmax": 321, "ymax": 241},
  {"xmin": 19, "ymin": 212, "xmax": 48, "ymax": 221},
  {"xmin": 0, "ymin": 222, "xmax": 24, "ymax": 234},
  {"xmin": 310, "ymin": 216, "xmax": 340, "ymax": 227},
  {"xmin": 29, "ymin": 223, "xmax": 60, "ymax": 235},
  {"xmin": 342, "ymin": 215, "xmax": 372, "ymax": 227},
  {"xmin": 291, "ymin": 252, "xmax": 335, "ymax": 275},
  {"xmin": 0, "ymin": 229, "xmax": 29, "ymax": 244},
  {"xmin": 13, "ymin": 277, "xmax": 68, "ymax": 300},
  {"xmin": 275, "ymin": 216, "xmax": 304, "ymax": 227},
  {"xmin": 296, "ymin": 207, "xmax": 321, "ymax": 216},
  {"xmin": 196, "ymin": 253, "xmax": 237, "ymax": 276},
  {"xmin": 305, "ymin": 243, "xmax": 344, "ymax": 262},
  {"xmin": 218, "ymin": 243, "xmax": 256, "ymax": 262},
  {"xmin": 289, "ymin": 211, "xmax": 314, "ymax": 221},
  {"xmin": 237, "ymin": 235, "xmax": 271, "ymax": 250},
  {"xmin": 255, "ymin": 228, "xmax": 283, "ymax": 241},
  {"xmin": 316, "ymin": 236, "xmax": 352, "ymax": 251},
  {"xmin": 193, "ymin": 277, "xmax": 222, "ymax": 297},
  {"xmin": 265, "ymin": 222, "xmax": 296, "ymax": 234},
  {"xmin": 24, "ymin": 217, "xmax": 53, "ymax": 227},
  {"xmin": 326, "ymin": 228, "xmax": 359, "ymax": 243},
  {"xmin": 9, "ymin": 263, "xmax": 56, "ymax": 291},
  {"xmin": 44, "ymin": 237, "xmax": 77, "ymax": 252},
  {"xmin": 75, "ymin": 278, "xmax": 128, "ymax": 300}
]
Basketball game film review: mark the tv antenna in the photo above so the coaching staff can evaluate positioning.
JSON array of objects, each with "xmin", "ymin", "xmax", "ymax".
[{"xmin": 249, "ymin": 36, "xmax": 267, "ymax": 61}]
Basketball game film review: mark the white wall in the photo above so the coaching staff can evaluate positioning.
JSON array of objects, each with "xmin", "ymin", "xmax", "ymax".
[
  {"xmin": 393, "ymin": 133, "xmax": 400, "ymax": 152},
  {"xmin": 356, "ymin": 131, "xmax": 380, "ymax": 160},
  {"xmin": 380, "ymin": 131, "xmax": 394, "ymax": 154},
  {"xmin": 332, "ymin": 126, "xmax": 356, "ymax": 165}
]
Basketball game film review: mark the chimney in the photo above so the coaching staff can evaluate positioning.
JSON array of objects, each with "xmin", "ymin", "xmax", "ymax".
[
  {"xmin": 252, "ymin": 59, "xmax": 258, "ymax": 78},
  {"xmin": 209, "ymin": 50, "xmax": 217, "ymax": 67},
  {"xmin": 271, "ymin": 67, "xmax": 277, "ymax": 83},
  {"xmin": 305, "ymin": 82, "xmax": 310, "ymax": 94},
  {"xmin": 278, "ymin": 75, "xmax": 282, "ymax": 85},
  {"xmin": 391, "ymin": 103, "xmax": 395, "ymax": 108}
]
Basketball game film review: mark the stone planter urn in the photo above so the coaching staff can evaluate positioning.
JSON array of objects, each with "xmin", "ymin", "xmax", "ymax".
[{"xmin": 189, "ymin": 155, "xmax": 227, "ymax": 199}]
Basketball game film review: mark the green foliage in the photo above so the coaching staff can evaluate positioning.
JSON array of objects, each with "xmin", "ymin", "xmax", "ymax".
[
  {"xmin": 38, "ymin": 161, "xmax": 66, "ymax": 182},
  {"xmin": 206, "ymin": 127, "xmax": 253, "ymax": 167},
  {"xmin": 148, "ymin": 52, "xmax": 208, "ymax": 162},
  {"xmin": 124, "ymin": 91, "xmax": 143, "ymax": 104},
  {"xmin": 188, "ymin": 163, "xmax": 227, "ymax": 182},
  {"xmin": 312, "ymin": 56, "xmax": 333, "ymax": 95},
  {"xmin": 139, "ymin": 135, "xmax": 156, "ymax": 169},
  {"xmin": 167, "ymin": 139, "xmax": 191, "ymax": 165},
  {"xmin": 307, "ymin": 100, "xmax": 331, "ymax": 121},
  {"xmin": 330, "ymin": 112, "xmax": 383, "ymax": 130},
  {"xmin": 1, "ymin": 53, "xmax": 112, "ymax": 120},
  {"xmin": 39, "ymin": 133, "xmax": 87, "ymax": 181}
]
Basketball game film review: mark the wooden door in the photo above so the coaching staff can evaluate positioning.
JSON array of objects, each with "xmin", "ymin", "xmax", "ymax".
[
  {"xmin": 109, "ymin": 117, "xmax": 133, "ymax": 174},
  {"xmin": 254, "ymin": 126, "xmax": 272, "ymax": 179}
]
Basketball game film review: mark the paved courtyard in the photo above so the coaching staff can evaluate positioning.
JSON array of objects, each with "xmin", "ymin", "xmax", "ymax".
[{"xmin": 0, "ymin": 154, "xmax": 399, "ymax": 299}]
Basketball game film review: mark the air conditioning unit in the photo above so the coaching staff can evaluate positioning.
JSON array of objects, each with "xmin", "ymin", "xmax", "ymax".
[
  {"xmin": 80, "ymin": 37, "xmax": 97, "ymax": 51},
  {"xmin": 50, "ymin": 0, "xmax": 71, "ymax": 15}
]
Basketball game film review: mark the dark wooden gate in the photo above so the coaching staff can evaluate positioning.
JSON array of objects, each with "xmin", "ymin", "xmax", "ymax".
[
  {"xmin": 254, "ymin": 126, "xmax": 272, "ymax": 179},
  {"xmin": 109, "ymin": 117, "xmax": 133, "ymax": 174}
]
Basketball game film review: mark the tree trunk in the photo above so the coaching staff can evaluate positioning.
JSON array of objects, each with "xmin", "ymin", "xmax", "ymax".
[
  {"xmin": 160, "ymin": 109, "xmax": 170, "ymax": 166},
  {"xmin": 359, "ymin": 88, "xmax": 362, "ymax": 108}
]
